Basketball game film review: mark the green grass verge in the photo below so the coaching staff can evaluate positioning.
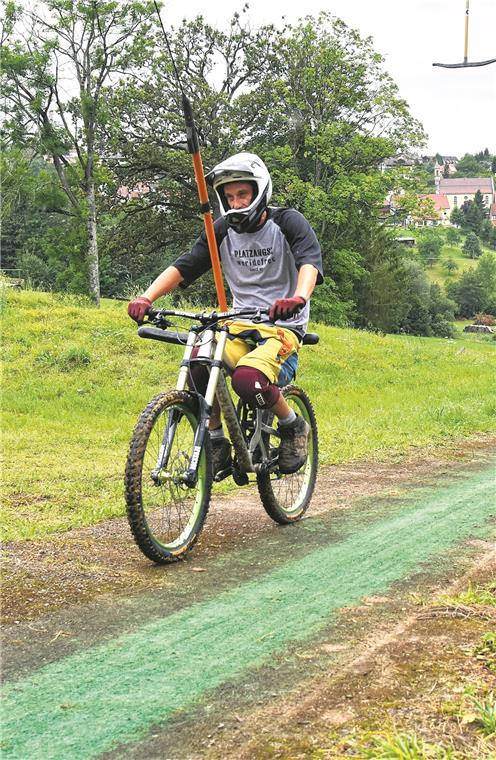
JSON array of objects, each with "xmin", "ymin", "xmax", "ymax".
[{"xmin": 2, "ymin": 289, "xmax": 495, "ymax": 541}]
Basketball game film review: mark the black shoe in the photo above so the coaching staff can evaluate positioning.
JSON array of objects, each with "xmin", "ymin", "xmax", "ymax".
[
  {"xmin": 211, "ymin": 436, "xmax": 232, "ymax": 474},
  {"xmin": 277, "ymin": 415, "xmax": 310, "ymax": 474}
]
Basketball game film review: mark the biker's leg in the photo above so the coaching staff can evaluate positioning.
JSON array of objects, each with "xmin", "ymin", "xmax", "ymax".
[{"xmin": 229, "ymin": 330, "xmax": 310, "ymax": 473}]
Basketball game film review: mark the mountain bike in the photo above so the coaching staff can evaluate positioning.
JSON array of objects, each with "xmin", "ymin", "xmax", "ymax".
[{"xmin": 125, "ymin": 307, "xmax": 319, "ymax": 563}]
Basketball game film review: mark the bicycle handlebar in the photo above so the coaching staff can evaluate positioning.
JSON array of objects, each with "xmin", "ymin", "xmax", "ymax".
[
  {"xmin": 144, "ymin": 306, "xmax": 270, "ymax": 326},
  {"xmin": 139, "ymin": 306, "xmax": 319, "ymax": 345}
]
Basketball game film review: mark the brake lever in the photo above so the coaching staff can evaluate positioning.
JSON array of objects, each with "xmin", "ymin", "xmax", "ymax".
[
  {"xmin": 153, "ymin": 314, "xmax": 173, "ymax": 329},
  {"xmin": 138, "ymin": 312, "xmax": 173, "ymax": 329}
]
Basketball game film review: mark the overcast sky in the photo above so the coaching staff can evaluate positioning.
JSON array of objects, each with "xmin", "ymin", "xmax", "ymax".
[{"xmin": 164, "ymin": 0, "xmax": 496, "ymax": 158}]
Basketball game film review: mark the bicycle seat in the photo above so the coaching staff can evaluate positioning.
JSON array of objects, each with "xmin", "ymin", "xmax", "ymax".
[{"xmin": 302, "ymin": 333, "xmax": 319, "ymax": 345}]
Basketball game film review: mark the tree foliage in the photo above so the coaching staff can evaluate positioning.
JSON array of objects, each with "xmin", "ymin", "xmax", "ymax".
[
  {"xmin": 417, "ymin": 231, "xmax": 443, "ymax": 267},
  {"xmin": 453, "ymin": 151, "xmax": 494, "ymax": 178},
  {"xmin": 99, "ymin": 12, "xmax": 425, "ymax": 319},
  {"xmin": 1, "ymin": 6, "xmax": 441, "ymax": 335},
  {"xmin": 1, "ymin": 0, "xmax": 156, "ymax": 302},
  {"xmin": 463, "ymin": 231, "xmax": 483, "ymax": 259},
  {"xmin": 447, "ymin": 253, "xmax": 496, "ymax": 317}
]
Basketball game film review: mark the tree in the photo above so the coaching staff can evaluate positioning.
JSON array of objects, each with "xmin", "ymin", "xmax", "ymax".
[
  {"xmin": 475, "ymin": 252, "xmax": 496, "ymax": 313},
  {"xmin": 418, "ymin": 232, "xmax": 443, "ymax": 267},
  {"xmin": 1, "ymin": 0, "xmax": 155, "ymax": 303},
  {"xmin": 480, "ymin": 219, "xmax": 494, "ymax": 245},
  {"xmin": 446, "ymin": 226, "xmax": 461, "ymax": 245},
  {"xmin": 447, "ymin": 252, "xmax": 496, "ymax": 317},
  {"xmin": 454, "ymin": 153, "xmax": 490, "ymax": 177},
  {"xmin": 463, "ymin": 231, "xmax": 482, "ymax": 259},
  {"xmin": 450, "ymin": 207, "xmax": 464, "ymax": 227},
  {"xmin": 99, "ymin": 11, "xmax": 426, "ymax": 307},
  {"xmin": 354, "ymin": 227, "xmax": 411, "ymax": 333},
  {"xmin": 428, "ymin": 283, "xmax": 456, "ymax": 338},
  {"xmin": 460, "ymin": 190, "xmax": 488, "ymax": 235},
  {"xmin": 447, "ymin": 270, "xmax": 486, "ymax": 318},
  {"xmin": 393, "ymin": 193, "xmax": 435, "ymax": 226},
  {"xmin": 442, "ymin": 258, "xmax": 458, "ymax": 276},
  {"xmin": 0, "ymin": 147, "xmax": 87, "ymax": 290},
  {"xmin": 98, "ymin": 10, "xmax": 283, "ymax": 299}
]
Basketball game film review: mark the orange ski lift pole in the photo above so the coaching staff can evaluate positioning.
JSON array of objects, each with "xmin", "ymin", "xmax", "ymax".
[
  {"xmin": 153, "ymin": 1, "xmax": 228, "ymax": 310},
  {"xmin": 433, "ymin": 0, "xmax": 496, "ymax": 68}
]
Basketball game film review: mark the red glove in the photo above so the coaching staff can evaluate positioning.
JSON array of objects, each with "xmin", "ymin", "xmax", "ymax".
[
  {"xmin": 269, "ymin": 296, "xmax": 306, "ymax": 321},
  {"xmin": 128, "ymin": 296, "xmax": 152, "ymax": 323}
]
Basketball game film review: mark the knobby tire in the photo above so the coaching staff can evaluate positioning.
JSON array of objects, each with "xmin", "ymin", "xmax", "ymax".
[
  {"xmin": 257, "ymin": 385, "xmax": 318, "ymax": 524},
  {"xmin": 125, "ymin": 390, "xmax": 212, "ymax": 563}
]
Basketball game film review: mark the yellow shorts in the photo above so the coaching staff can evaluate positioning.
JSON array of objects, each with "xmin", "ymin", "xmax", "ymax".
[{"xmin": 222, "ymin": 320, "xmax": 301, "ymax": 386}]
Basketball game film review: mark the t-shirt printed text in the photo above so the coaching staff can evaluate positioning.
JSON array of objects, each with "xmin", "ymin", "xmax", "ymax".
[{"xmin": 232, "ymin": 246, "xmax": 275, "ymax": 270}]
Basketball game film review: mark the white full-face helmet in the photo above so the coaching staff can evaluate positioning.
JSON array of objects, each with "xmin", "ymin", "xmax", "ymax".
[{"xmin": 205, "ymin": 152, "xmax": 272, "ymax": 233}]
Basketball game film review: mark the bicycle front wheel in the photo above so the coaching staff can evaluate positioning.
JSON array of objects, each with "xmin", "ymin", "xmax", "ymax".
[
  {"xmin": 257, "ymin": 385, "xmax": 318, "ymax": 524},
  {"xmin": 125, "ymin": 390, "xmax": 212, "ymax": 563}
]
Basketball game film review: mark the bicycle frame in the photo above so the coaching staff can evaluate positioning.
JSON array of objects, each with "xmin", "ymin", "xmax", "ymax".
[
  {"xmin": 178, "ymin": 324, "xmax": 276, "ymax": 485},
  {"xmin": 139, "ymin": 309, "xmax": 277, "ymax": 489}
]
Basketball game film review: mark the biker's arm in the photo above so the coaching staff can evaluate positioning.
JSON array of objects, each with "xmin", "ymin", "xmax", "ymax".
[
  {"xmin": 141, "ymin": 266, "xmax": 184, "ymax": 303},
  {"xmin": 294, "ymin": 264, "xmax": 319, "ymax": 302}
]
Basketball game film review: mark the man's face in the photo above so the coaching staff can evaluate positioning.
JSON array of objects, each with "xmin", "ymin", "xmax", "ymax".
[{"xmin": 223, "ymin": 181, "xmax": 254, "ymax": 210}]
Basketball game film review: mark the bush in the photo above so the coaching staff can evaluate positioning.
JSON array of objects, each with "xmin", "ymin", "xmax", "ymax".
[
  {"xmin": 17, "ymin": 252, "xmax": 52, "ymax": 289},
  {"xmin": 311, "ymin": 279, "xmax": 354, "ymax": 326}
]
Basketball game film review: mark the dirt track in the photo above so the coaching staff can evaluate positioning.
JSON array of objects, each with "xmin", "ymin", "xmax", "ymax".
[
  {"xmin": 2, "ymin": 437, "xmax": 495, "ymax": 759},
  {"xmin": 3, "ymin": 436, "xmax": 495, "ymax": 625}
]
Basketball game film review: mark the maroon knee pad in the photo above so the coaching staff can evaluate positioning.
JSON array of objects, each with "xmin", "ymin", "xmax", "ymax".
[
  {"xmin": 231, "ymin": 366, "xmax": 280, "ymax": 409},
  {"xmin": 188, "ymin": 346, "xmax": 209, "ymax": 394}
]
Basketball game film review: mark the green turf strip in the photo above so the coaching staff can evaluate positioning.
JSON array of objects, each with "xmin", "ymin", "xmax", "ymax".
[{"xmin": 2, "ymin": 467, "xmax": 495, "ymax": 759}]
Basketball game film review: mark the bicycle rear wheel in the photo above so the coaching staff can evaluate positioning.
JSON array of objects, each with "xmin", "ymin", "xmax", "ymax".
[
  {"xmin": 257, "ymin": 385, "xmax": 318, "ymax": 524},
  {"xmin": 125, "ymin": 390, "xmax": 212, "ymax": 563}
]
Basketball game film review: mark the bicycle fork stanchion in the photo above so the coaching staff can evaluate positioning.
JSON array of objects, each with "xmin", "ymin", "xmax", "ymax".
[
  {"xmin": 151, "ymin": 408, "xmax": 182, "ymax": 484},
  {"xmin": 176, "ymin": 329, "xmax": 198, "ymax": 392}
]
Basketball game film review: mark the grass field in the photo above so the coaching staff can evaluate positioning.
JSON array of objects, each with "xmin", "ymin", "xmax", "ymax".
[
  {"xmin": 406, "ymin": 226, "xmax": 493, "ymax": 287},
  {"xmin": 2, "ymin": 289, "xmax": 495, "ymax": 541}
]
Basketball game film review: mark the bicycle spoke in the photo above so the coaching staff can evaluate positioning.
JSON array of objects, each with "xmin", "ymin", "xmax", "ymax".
[{"xmin": 125, "ymin": 391, "xmax": 212, "ymax": 563}]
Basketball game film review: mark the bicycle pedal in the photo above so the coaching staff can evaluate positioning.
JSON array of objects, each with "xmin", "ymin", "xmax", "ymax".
[{"xmin": 214, "ymin": 466, "xmax": 233, "ymax": 483}]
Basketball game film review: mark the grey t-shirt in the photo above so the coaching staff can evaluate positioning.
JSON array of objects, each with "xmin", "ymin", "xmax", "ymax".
[{"xmin": 173, "ymin": 207, "xmax": 323, "ymax": 335}]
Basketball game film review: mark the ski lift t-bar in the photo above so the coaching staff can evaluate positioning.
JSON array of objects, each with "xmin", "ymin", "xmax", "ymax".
[
  {"xmin": 153, "ymin": 1, "xmax": 228, "ymax": 310},
  {"xmin": 433, "ymin": 0, "xmax": 496, "ymax": 68}
]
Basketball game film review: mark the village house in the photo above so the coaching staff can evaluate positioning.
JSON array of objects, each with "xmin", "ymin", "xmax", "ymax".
[
  {"xmin": 491, "ymin": 202, "xmax": 496, "ymax": 226},
  {"xmin": 433, "ymin": 159, "xmax": 458, "ymax": 182},
  {"xmin": 417, "ymin": 194, "xmax": 451, "ymax": 225},
  {"xmin": 379, "ymin": 153, "xmax": 416, "ymax": 172},
  {"xmin": 436, "ymin": 177, "xmax": 495, "ymax": 212}
]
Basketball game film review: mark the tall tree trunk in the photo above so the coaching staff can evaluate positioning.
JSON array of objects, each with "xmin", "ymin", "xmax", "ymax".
[{"xmin": 86, "ymin": 181, "xmax": 100, "ymax": 305}]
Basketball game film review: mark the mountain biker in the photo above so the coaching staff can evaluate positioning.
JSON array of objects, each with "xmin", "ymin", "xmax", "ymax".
[{"xmin": 128, "ymin": 152, "xmax": 323, "ymax": 475}]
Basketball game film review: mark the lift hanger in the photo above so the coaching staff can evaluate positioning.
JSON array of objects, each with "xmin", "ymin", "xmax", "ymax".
[{"xmin": 433, "ymin": 0, "xmax": 496, "ymax": 68}]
